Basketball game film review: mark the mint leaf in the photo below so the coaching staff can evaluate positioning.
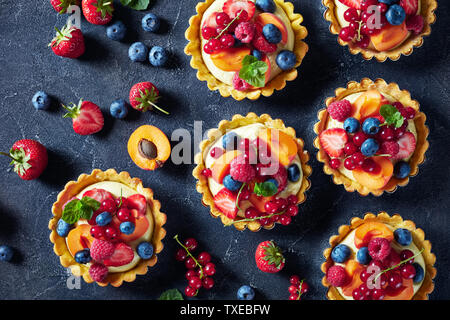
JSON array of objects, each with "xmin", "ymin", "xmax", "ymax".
[
  {"xmin": 254, "ymin": 181, "xmax": 278, "ymax": 197},
  {"xmin": 158, "ymin": 289, "xmax": 184, "ymax": 300},
  {"xmin": 120, "ymin": 0, "xmax": 150, "ymax": 10},
  {"xmin": 380, "ymin": 104, "xmax": 405, "ymax": 128},
  {"xmin": 239, "ymin": 55, "xmax": 268, "ymax": 88},
  {"xmin": 81, "ymin": 196, "xmax": 100, "ymax": 211},
  {"xmin": 62, "ymin": 200, "xmax": 82, "ymax": 224}
]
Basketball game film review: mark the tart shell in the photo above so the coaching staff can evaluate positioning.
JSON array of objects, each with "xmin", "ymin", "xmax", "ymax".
[
  {"xmin": 185, "ymin": 0, "xmax": 309, "ymax": 100},
  {"xmin": 320, "ymin": 212, "xmax": 436, "ymax": 300},
  {"xmin": 322, "ymin": 0, "xmax": 437, "ymax": 62},
  {"xmin": 48, "ymin": 169, "xmax": 167, "ymax": 287},
  {"xmin": 193, "ymin": 112, "xmax": 312, "ymax": 231},
  {"xmin": 313, "ymin": 78, "xmax": 429, "ymax": 196}
]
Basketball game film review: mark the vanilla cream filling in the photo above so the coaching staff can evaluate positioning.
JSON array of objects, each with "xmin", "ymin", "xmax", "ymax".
[
  {"xmin": 204, "ymin": 123, "xmax": 303, "ymax": 217},
  {"xmin": 335, "ymin": 225, "xmax": 425, "ymax": 300},
  {"xmin": 70, "ymin": 181, "xmax": 154, "ymax": 273},
  {"xmin": 200, "ymin": 0, "xmax": 295, "ymax": 86}
]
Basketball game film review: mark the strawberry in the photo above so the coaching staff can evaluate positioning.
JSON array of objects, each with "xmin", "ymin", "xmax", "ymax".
[
  {"xmin": 399, "ymin": 0, "xmax": 419, "ymax": 15},
  {"xmin": 319, "ymin": 128, "xmax": 349, "ymax": 158},
  {"xmin": 103, "ymin": 242, "xmax": 134, "ymax": 267},
  {"xmin": 1, "ymin": 139, "xmax": 48, "ymax": 180},
  {"xmin": 49, "ymin": 25, "xmax": 85, "ymax": 59},
  {"xmin": 82, "ymin": 0, "xmax": 113, "ymax": 25},
  {"xmin": 203, "ymin": 12, "xmax": 220, "ymax": 29},
  {"xmin": 51, "ymin": 0, "xmax": 80, "ymax": 14},
  {"xmin": 392, "ymin": 132, "xmax": 416, "ymax": 160},
  {"xmin": 129, "ymin": 82, "xmax": 169, "ymax": 115},
  {"xmin": 62, "ymin": 100, "xmax": 104, "ymax": 135},
  {"xmin": 255, "ymin": 240, "xmax": 285, "ymax": 273},
  {"xmin": 90, "ymin": 239, "xmax": 115, "ymax": 261},
  {"xmin": 338, "ymin": 0, "xmax": 362, "ymax": 10},
  {"xmin": 223, "ymin": 0, "xmax": 255, "ymax": 20},
  {"xmin": 126, "ymin": 194, "xmax": 147, "ymax": 218},
  {"xmin": 213, "ymin": 188, "xmax": 238, "ymax": 219},
  {"xmin": 82, "ymin": 188, "xmax": 115, "ymax": 203}
]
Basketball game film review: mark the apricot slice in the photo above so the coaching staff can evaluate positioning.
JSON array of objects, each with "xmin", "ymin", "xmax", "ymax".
[
  {"xmin": 210, "ymin": 47, "xmax": 251, "ymax": 72},
  {"xmin": 345, "ymin": 259, "xmax": 364, "ymax": 277},
  {"xmin": 258, "ymin": 129, "xmax": 298, "ymax": 166},
  {"xmin": 354, "ymin": 221, "xmax": 394, "ymax": 249},
  {"xmin": 249, "ymin": 193, "xmax": 274, "ymax": 213},
  {"xmin": 211, "ymin": 150, "xmax": 241, "ymax": 184},
  {"xmin": 371, "ymin": 22, "xmax": 409, "ymax": 52},
  {"xmin": 342, "ymin": 268, "xmax": 363, "ymax": 297},
  {"xmin": 353, "ymin": 156, "xmax": 393, "ymax": 191},
  {"xmin": 384, "ymin": 279, "xmax": 414, "ymax": 300},
  {"xmin": 67, "ymin": 224, "xmax": 94, "ymax": 257},
  {"xmin": 256, "ymin": 13, "xmax": 288, "ymax": 44},
  {"xmin": 352, "ymin": 89, "xmax": 385, "ymax": 120},
  {"xmin": 128, "ymin": 125, "xmax": 171, "ymax": 171},
  {"xmin": 112, "ymin": 214, "xmax": 149, "ymax": 243}
]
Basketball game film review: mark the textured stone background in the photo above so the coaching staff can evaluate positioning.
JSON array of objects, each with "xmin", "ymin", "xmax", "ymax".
[{"xmin": 0, "ymin": 0, "xmax": 449, "ymax": 300}]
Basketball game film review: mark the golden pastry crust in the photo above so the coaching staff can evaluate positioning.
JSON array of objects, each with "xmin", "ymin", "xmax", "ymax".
[
  {"xmin": 193, "ymin": 112, "xmax": 312, "ymax": 231},
  {"xmin": 48, "ymin": 169, "xmax": 167, "ymax": 287},
  {"xmin": 185, "ymin": 0, "xmax": 308, "ymax": 100},
  {"xmin": 320, "ymin": 212, "xmax": 436, "ymax": 300},
  {"xmin": 322, "ymin": 0, "xmax": 437, "ymax": 62},
  {"xmin": 313, "ymin": 78, "xmax": 429, "ymax": 196}
]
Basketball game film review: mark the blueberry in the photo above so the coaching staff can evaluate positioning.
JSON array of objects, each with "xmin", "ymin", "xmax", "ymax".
[
  {"xmin": 362, "ymin": 117, "xmax": 381, "ymax": 135},
  {"xmin": 361, "ymin": 138, "xmax": 379, "ymax": 157},
  {"xmin": 142, "ymin": 13, "xmax": 160, "ymax": 32},
  {"xmin": 394, "ymin": 161, "xmax": 411, "ymax": 179},
  {"xmin": 266, "ymin": 178, "xmax": 279, "ymax": 188},
  {"xmin": 106, "ymin": 21, "xmax": 126, "ymax": 41},
  {"xmin": 276, "ymin": 50, "xmax": 296, "ymax": 71},
  {"xmin": 120, "ymin": 222, "xmax": 135, "ymax": 235},
  {"xmin": 386, "ymin": 4, "xmax": 406, "ymax": 26},
  {"xmin": 237, "ymin": 285, "xmax": 255, "ymax": 300},
  {"xmin": 96, "ymin": 212, "xmax": 112, "ymax": 227},
  {"xmin": 56, "ymin": 219, "xmax": 72, "ymax": 237},
  {"xmin": 343, "ymin": 117, "xmax": 360, "ymax": 133},
  {"xmin": 357, "ymin": 247, "xmax": 371, "ymax": 265},
  {"xmin": 262, "ymin": 23, "xmax": 282, "ymax": 44},
  {"xmin": 149, "ymin": 46, "xmax": 169, "ymax": 67},
  {"xmin": 128, "ymin": 42, "xmax": 148, "ymax": 62},
  {"xmin": 32, "ymin": 91, "xmax": 51, "ymax": 110},
  {"xmin": 222, "ymin": 132, "xmax": 240, "ymax": 150},
  {"xmin": 223, "ymin": 174, "xmax": 243, "ymax": 192},
  {"xmin": 287, "ymin": 164, "xmax": 300, "ymax": 182},
  {"xmin": 412, "ymin": 263, "xmax": 424, "ymax": 283},
  {"xmin": 255, "ymin": 0, "xmax": 276, "ymax": 13},
  {"xmin": 0, "ymin": 245, "xmax": 14, "ymax": 262},
  {"xmin": 74, "ymin": 249, "xmax": 92, "ymax": 264},
  {"xmin": 331, "ymin": 244, "xmax": 351, "ymax": 263},
  {"xmin": 394, "ymin": 228, "xmax": 412, "ymax": 246},
  {"xmin": 252, "ymin": 49, "xmax": 263, "ymax": 60},
  {"xmin": 110, "ymin": 99, "xmax": 129, "ymax": 119},
  {"xmin": 137, "ymin": 242, "xmax": 154, "ymax": 259}
]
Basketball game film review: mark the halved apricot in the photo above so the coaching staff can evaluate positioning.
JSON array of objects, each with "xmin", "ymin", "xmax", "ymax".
[
  {"xmin": 256, "ymin": 13, "xmax": 288, "ymax": 45},
  {"xmin": 354, "ymin": 221, "xmax": 394, "ymax": 249},
  {"xmin": 128, "ymin": 125, "xmax": 171, "ymax": 171},
  {"xmin": 210, "ymin": 47, "xmax": 251, "ymax": 72},
  {"xmin": 352, "ymin": 89, "xmax": 385, "ymax": 120},
  {"xmin": 258, "ymin": 129, "xmax": 298, "ymax": 166},
  {"xmin": 211, "ymin": 150, "xmax": 241, "ymax": 184},
  {"xmin": 67, "ymin": 224, "xmax": 94, "ymax": 257},
  {"xmin": 342, "ymin": 268, "xmax": 363, "ymax": 297},
  {"xmin": 371, "ymin": 22, "xmax": 409, "ymax": 52}
]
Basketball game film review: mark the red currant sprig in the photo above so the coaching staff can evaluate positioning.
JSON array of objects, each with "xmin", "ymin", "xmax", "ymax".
[{"xmin": 288, "ymin": 275, "xmax": 309, "ymax": 300}]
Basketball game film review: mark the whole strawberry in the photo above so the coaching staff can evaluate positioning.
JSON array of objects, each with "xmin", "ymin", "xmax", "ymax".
[
  {"xmin": 1, "ymin": 139, "xmax": 48, "ymax": 180},
  {"xmin": 51, "ymin": 0, "xmax": 80, "ymax": 14},
  {"xmin": 255, "ymin": 240, "xmax": 285, "ymax": 273},
  {"xmin": 82, "ymin": 0, "xmax": 114, "ymax": 25},
  {"xmin": 49, "ymin": 24, "xmax": 85, "ymax": 59},
  {"xmin": 62, "ymin": 99, "xmax": 104, "ymax": 135},
  {"xmin": 129, "ymin": 82, "xmax": 169, "ymax": 115}
]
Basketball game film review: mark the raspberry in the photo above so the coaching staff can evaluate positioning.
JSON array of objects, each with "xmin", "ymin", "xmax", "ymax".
[
  {"xmin": 252, "ymin": 34, "xmax": 277, "ymax": 53},
  {"xmin": 368, "ymin": 237, "xmax": 392, "ymax": 261},
  {"xmin": 230, "ymin": 156, "xmax": 256, "ymax": 182},
  {"xmin": 327, "ymin": 99, "xmax": 352, "ymax": 122},
  {"xmin": 379, "ymin": 141, "xmax": 399, "ymax": 157},
  {"xmin": 326, "ymin": 265, "xmax": 349, "ymax": 287},
  {"xmin": 271, "ymin": 164, "xmax": 288, "ymax": 193},
  {"xmin": 90, "ymin": 239, "xmax": 115, "ymax": 262},
  {"xmin": 232, "ymin": 72, "xmax": 251, "ymax": 91},
  {"xmin": 89, "ymin": 263, "xmax": 109, "ymax": 282},
  {"xmin": 406, "ymin": 15, "xmax": 424, "ymax": 35},
  {"xmin": 234, "ymin": 21, "xmax": 256, "ymax": 43}
]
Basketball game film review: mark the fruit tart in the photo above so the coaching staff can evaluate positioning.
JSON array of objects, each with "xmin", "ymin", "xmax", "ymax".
[
  {"xmin": 314, "ymin": 78, "xmax": 428, "ymax": 196},
  {"xmin": 321, "ymin": 212, "xmax": 436, "ymax": 300},
  {"xmin": 193, "ymin": 113, "xmax": 311, "ymax": 231},
  {"xmin": 185, "ymin": 0, "xmax": 308, "ymax": 100},
  {"xmin": 49, "ymin": 169, "xmax": 166, "ymax": 287},
  {"xmin": 323, "ymin": 0, "xmax": 437, "ymax": 61}
]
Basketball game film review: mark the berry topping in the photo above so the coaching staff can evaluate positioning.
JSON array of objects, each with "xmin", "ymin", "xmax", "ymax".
[
  {"xmin": 331, "ymin": 244, "xmax": 351, "ymax": 263},
  {"xmin": 223, "ymin": 174, "xmax": 243, "ymax": 191},
  {"xmin": 327, "ymin": 99, "xmax": 352, "ymax": 122},
  {"xmin": 223, "ymin": 0, "xmax": 256, "ymax": 20},
  {"xmin": 378, "ymin": 141, "xmax": 400, "ymax": 157},
  {"xmin": 214, "ymin": 188, "xmax": 238, "ymax": 219},
  {"xmin": 222, "ymin": 132, "xmax": 241, "ymax": 150},
  {"xmin": 232, "ymin": 72, "xmax": 252, "ymax": 91},
  {"xmin": 103, "ymin": 242, "xmax": 134, "ymax": 267},
  {"xmin": 255, "ymin": 0, "xmax": 276, "ymax": 13},
  {"xmin": 362, "ymin": 117, "xmax": 381, "ymax": 135},
  {"xmin": 392, "ymin": 132, "xmax": 416, "ymax": 160},
  {"xmin": 74, "ymin": 248, "xmax": 92, "ymax": 264},
  {"xmin": 89, "ymin": 263, "xmax": 109, "ymax": 282},
  {"xmin": 137, "ymin": 242, "xmax": 154, "ymax": 259},
  {"xmin": 394, "ymin": 161, "xmax": 411, "ymax": 179},
  {"xmin": 252, "ymin": 33, "xmax": 277, "ymax": 53},
  {"xmin": 276, "ymin": 50, "xmax": 297, "ymax": 71},
  {"xmin": 399, "ymin": 0, "xmax": 419, "ymax": 15},
  {"xmin": 119, "ymin": 221, "xmax": 135, "ymax": 235},
  {"xmin": 394, "ymin": 228, "xmax": 412, "ymax": 246},
  {"xmin": 343, "ymin": 117, "xmax": 360, "ymax": 133},
  {"xmin": 90, "ymin": 239, "xmax": 115, "ymax": 262},
  {"xmin": 368, "ymin": 237, "xmax": 391, "ymax": 261},
  {"xmin": 234, "ymin": 21, "xmax": 256, "ymax": 43},
  {"xmin": 56, "ymin": 219, "xmax": 72, "ymax": 237},
  {"xmin": 412, "ymin": 263, "xmax": 424, "ymax": 283},
  {"xmin": 319, "ymin": 128, "xmax": 349, "ymax": 158},
  {"xmin": 95, "ymin": 212, "xmax": 112, "ymax": 227},
  {"xmin": 360, "ymin": 138, "xmax": 379, "ymax": 157},
  {"xmin": 406, "ymin": 14, "xmax": 424, "ymax": 35},
  {"xmin": 230, "ymin": 156, "xmax": 256, "ymax": 182},
  {"xmin": 400, "ymin": 263, "xmax": 416, "ymax": 279},
  {"xmin": 262, "ymin": 23, "xmax": 282, "ymax": 44},
  {"xmin": 386, "ymin": 4, "xmax": 406, "ymax": 26},
  {"xmin": 353, "ymin": 132, "xmax": 368, "ymax": 147},
  {"xmin": 326, "ymin": 265, "xmax": 349, "ymax": 287},
  {"xmin": 287, "ymin": 164, "xmax": 300, "ymax": 182},
  {"xmin": 356, "ymin": 247, "xmax": 371, "ymax": 265}
]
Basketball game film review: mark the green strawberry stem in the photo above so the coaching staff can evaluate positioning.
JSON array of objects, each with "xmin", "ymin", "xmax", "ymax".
[
  {"xmin": 215, "ymin": 9, "xmax": 244, "ymax": 40},
  {"xmin": 373, "ymin": 248, "xmax": 424, "ymax": 283},
  {"xmin": 174, "ymin": 234, "xmax": 204, "ymax": 283},
  {"xmin": 0, "ymin": 151, "xmax": 18, "ymax": 162},
  {"xmin": 61, "ymin": 100, "xmax": 82, "ymax": 119},
  {"xmin": 148, "ymin": 101, "xmax": 170, "ymax": 115},
  {"xmin": 224, "ymin": 211, "xmax": 285, "ymax": 227}
]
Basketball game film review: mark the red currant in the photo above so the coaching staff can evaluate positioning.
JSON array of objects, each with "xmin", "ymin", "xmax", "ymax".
[
  {"xmin": 215, "ymin": 12, "xmax": 231, "ymax": 26},
  {"xmin": 203, "ymin": 42, "xmax": 214, "ymax": 54},
  {"xmin": 330, "ymin": 158, "xmax": 341, "ymax": 169},
  {"xmin": 204, "ymin": 262, "xmax": 216, "ymax": 276},
  {"xmin": 175, "ymin": 248, "xmax": 187, "ymax": 262},
  {"xmin": 202, "ymin": 277, "xmax": 215, "ymax": 290},
  {"xmin": 280, "ymin": 215, "xmax": 292, "ymax": 226},
  {"xmin": 394, "ymin": 122, "xmax": 407, "ymax": 139},
  {"xmin": 185, "ymin": 238, "xmax": 198, "ymax": 251},
  {"xmin": 289, "ymin": 294, "xmax": 299, "ymax": 300},
  {"xmin": 287, "ymin": 195, "xmax": 298, "ymax": 205},
  {"xmin": 116, "ymin": 207, "xmax": 132, "ymax": 222},
  {"xmin": 351, "ymin": 152, "xmax": 365, "ymax": 168},
  {"xmin": 360, "ymin": 269, "xmax": 371, "ymax": 283},
  {"xmin": 362, "ymin": 158, "xmax": 381, "ymax": 175},
  {"xmin": 201, "ymin": 168, "xmax": 212, "ymax": 177},
  {"xmin": 400, "ymin": 249, "xmax": 415, "ymax": 264},
  {"xmin": 300, "ymin": 281, "xmax": 309, "ymax": 294},
  {"xmin": 344, "ymin": 142, "xmax": 358, "ymax": 156},
  {"xmin": 186, "ymin": 269, "xmax": 197, "ymax": 280},
  {"xmin": 104, "ymin": 226, "xmax": 118, "ymax": 241},
  {"xmin": 238, "ymin": 10, "xmax": 249, "ymax": 22},
  {"xmin": 378, "ymin": 127, "xmax": 395, "ymax": 141},
  {"xmin": 210, "ymin": 147, "xmax": 223, "ymax": 159},
  {"xmin": 392, "ymin": 101, "xmax": 404, "ymax": 111},
  {"xmin": 403, "ymin": 107, "xmax": 416, "ymax": 120},
  {"xmin": 245, "ymin": 207, "xmax": 259, "ymax": 219},
  {"xmin": 259, "ymin": 217, "xmax": 271, "ymax": 226},
  {"xmin": 202, "ymin": 26, "xmax": 217, "ymax": 39},
  {"xmin": 90, "ymin": 226, "xmax": 104, "ymax": 239},
  {"xmin": 349, "ymin": 21, "xmax": 360, "ymax": 31},
  {"xmin": 189, "ymin": 276, "xmax": 202, "ymax": 290},
  {"xmin": 115, "ymin": 197, "xmax": 129, "ymax": 208},
  {"xmin": 352, "ymin": 288, "xmax": 364, "ymax": 300},
  {"xmin": 343, "ymin": 8, "xmax": 359, "ymax": 22},
  {"xmin": 339, "ymin": 26, "xmax": 356, "ymax": 42},
  {"xmin": 344, "ymin": 157, "xmax": 356, "ymax": 171},
  {"xmin": 377, "ymin": 3, "xmax": 388, "ymax": 14},
  {"xmin": 372, "ymin": 288, "xmax": 385, "ymax": 300},
  {"xmin": 388, "ymin": 271, "xmax": 403, "ymax": 289},
  {"xmin": 207, "ymin": 38, "xmax": 221, "ymax": 52},
  {"xmin": 360, "ymin": 0, "xmax": 378, "ymax": 11},
  {"xmin": 219, "ymin": 34, "xmax": 235, "ymax": 48},
  {"xmin": 264, "ymin": 201, "xmax": 278, "ymax": 214},
  {"xmin": 197, "ymin": 252, "xmax": 212, "ymax": 265},
  {"xmin": 100, "ymin": 199, "xmax": 116, "ymax": 213},
  {"xmin": 356, "ymin": 35, "xmax": 370, "ymax": 49},
  {"xmin": 359, "ymin": 283, "xmax": 372, "ymax": 300},
  {"xmin": 286, "ymin": 205, "xmax": 299, "ymax": 217},
  {"xmin": 290, "ymin": 275, "xmax": 300, "ymax": 285},
  {"xmin": 400, "ymin": 264, "xmax": 416, "ymax": 279},
  {"xmin": 353, "ymin": 132, "xmax": 368, "ymax": 147},
  {"xmin": 185, "ymin": 257, "xmax": 197, "ymax": 269},
  {"xmin": 184, "ymin": 286, "xmax": 197, "ymax": 297},
  {"xmin": 275, "ymin": 198, "xmax": 288, "ymax": 212},
  {"xmin": 288, "ymin": 285, "xmax": 298, "ymax": 294}
]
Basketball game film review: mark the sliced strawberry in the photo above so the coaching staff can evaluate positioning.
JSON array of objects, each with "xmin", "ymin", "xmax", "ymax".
[
  {"xmin": 213, "ymin": 188, "xmax": 238, "ymax": 219},
  {"xmin": 399, "ymin": 0, "xmax": 419, "ymax": 15},
  {"xmin": 63, "ymin": 100, "xmax": 104, "ymax": 136},
  {"xmin": 319, "ymin": 128, "xmax": 349, "ymax": 158},
  {"xmin": 126, "ymin": 194, "xmax": 147, "ymax": 217},
  {"xmin": 223, "ymin": 0, "xmax": 255, "ymax": 20},
  {"xmin": 392, "ymin": 132, "xmax": 416, "ymax": 160},
  {"xmin": 103, "ymin": 242, "xmax": 135, "ymax": 267},
  {"xmin": 82, "ymin": 188, "xmax": 115, "ymax": 203},
  {"xmin": 338, "ymin": 0, "xmax": 362, "ymax": 9},
  {"xmin": 202, "ymin": 12, "xmax": 219, "ymax": 29}
]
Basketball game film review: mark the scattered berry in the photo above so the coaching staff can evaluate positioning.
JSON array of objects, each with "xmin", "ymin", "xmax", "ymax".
[
  {"xmin": 82, "ymin": 0, "xmax": 113, "ymax": 25},
  {"xmin": 255, "ymin": 240, "xmax": 285, "ymax": 273},
  {"xmin": 50, "ymin": 25, "xmax": 85, "ymax": 59},
  {"xmin": 142, "ymin": 13, "xmax": 160, "ymax": 32},
  {"xmin": 106, "ymin": 21, "xmax": 126, "ymax": 41},
  {"xmin": 149, "ymin": 46, "xmax": 169, "ymax": 67},
  {"xmin": 0, "ymin": 245, "xmax": 14, "ymax": 262},
  {"xmin": 237, "ymin": 285, "xmax": 255, "ymax": 300},
  {"xmin": 110, "ymin": 99, "xmax": 129, "ymax": 119},
  {"xmin": 32, "ymin": 91, "xmax": 51, "ymax": 110},
  {"xmin": 128, "ymin": 42, "xmax": 148, "ymax": 62}
]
